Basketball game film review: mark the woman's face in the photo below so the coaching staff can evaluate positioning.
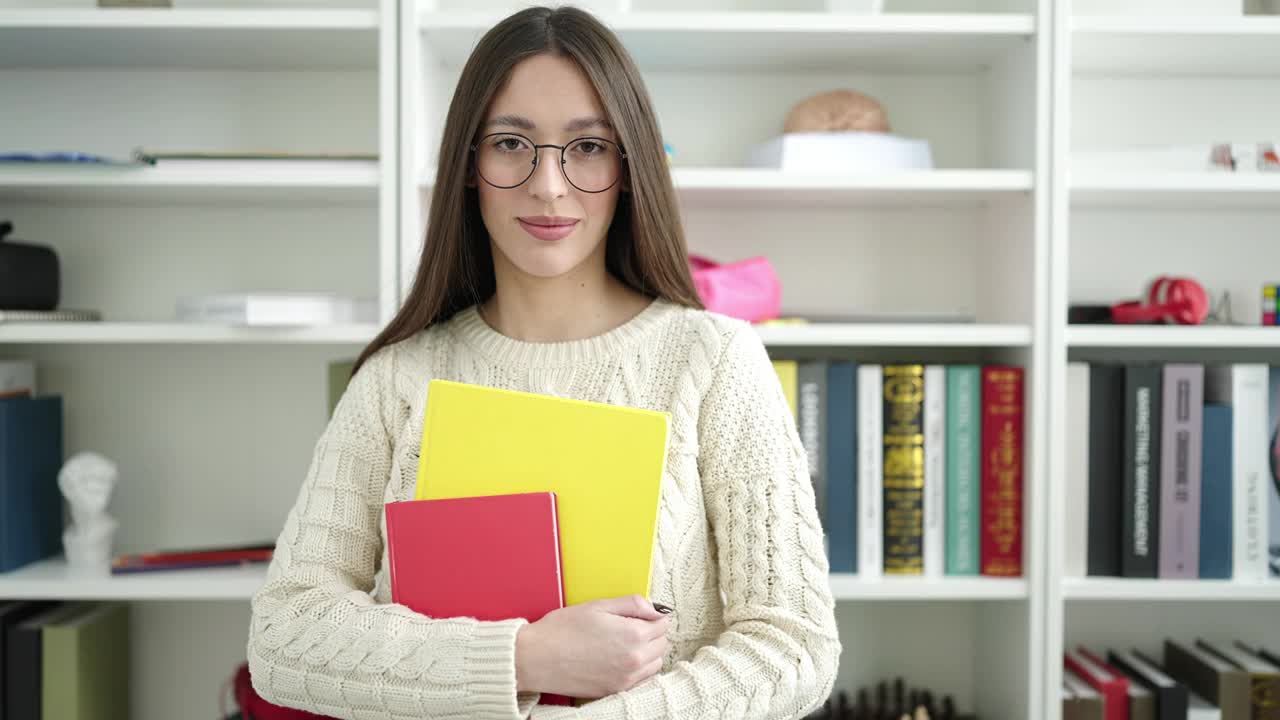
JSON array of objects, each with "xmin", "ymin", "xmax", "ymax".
[{"xmin": 473, "ymin": 53, "xmax": 626, "ymax": 281}]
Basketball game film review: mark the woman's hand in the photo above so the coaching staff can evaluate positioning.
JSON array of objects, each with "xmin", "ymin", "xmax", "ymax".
[{"xmin": 515, "ymin": 594, "xmax": 672, "ymax": 699}]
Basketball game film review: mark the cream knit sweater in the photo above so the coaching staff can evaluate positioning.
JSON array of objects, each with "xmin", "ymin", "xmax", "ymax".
[{"xmin": 246, "ymin": 298, "xmax": 842, "ymax": 720}]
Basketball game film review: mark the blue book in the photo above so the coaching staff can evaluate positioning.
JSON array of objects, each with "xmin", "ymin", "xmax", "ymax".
[
  {"xmin": 825, "ymin": 362, "xmax": 857, "ymax": 573},
  {"xmin": 0, "ymin": 396, "xmax": 64, "ymax": 573},
  {"xmin": 1199, "ymin": 403, "xmax": 1233, "ymax": 579}
]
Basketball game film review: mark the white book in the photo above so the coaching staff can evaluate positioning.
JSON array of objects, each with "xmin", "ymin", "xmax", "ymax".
[
  {"xmin": 1207, "ymin": 364, "xmax": 1270, "ymax": 582},
  {"xmin": 923, "ymin": 365, "xmax": 946, "ymax": 578},
  {"xmin": 0, "ymin": 359, "xmax": 36, "ymax": 397},
  {"xmin": 857, "ymin": 364, "xmax": 883, "ymax": 579},
  {"xmin": 176, "ymin": 292, "xmax": 377, "ymax": 327},
  {"xmin": 1231, "ymin": 364, "xmax": 1270, "ymax": 582},
  {"xmin": 1065, "ymin": 362, "xmax": 1090, "ymax": 578}
]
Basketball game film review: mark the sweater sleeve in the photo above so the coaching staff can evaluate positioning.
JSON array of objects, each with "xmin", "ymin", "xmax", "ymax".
[
  {"xmin": 246, "ymin": 346, "xmax": 540, "ymax": 720},
  {"xmin": 530, "ymin": 324, "xmax": 842, "ymax": 720}
]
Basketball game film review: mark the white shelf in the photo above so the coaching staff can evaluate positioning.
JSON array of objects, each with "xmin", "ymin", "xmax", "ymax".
[
  {"xmin": 0, "ymin": 160, "xmax": 380, "ymax": 206},
  {"xmin": 830, "ymin": 575, "xmax": 1028, "ymax": 601},
  {"xmin": 420, "ymin": 11, "xmax": 1034, "ymax": 72},
  {"xmin": 1063, "ymin": 578, "xmax": 1280, "ymax": 602},
  {"xmin": 1072, "ymin": 171, "xmax": 1280, "ymax": 208},
  {"xmin": 0, "ymin": 561, "xmax": 1025, "ymax": 603},
  {"xmin": 754, "ymin": 323, "xmax": 1031, "ymax": 347},
  {"xmin": 0, "ymin": 323, "xmax": 379, "ymax": 345},
  {"xmin": 1073, "ymin": 15, "xmax": 1280, "ymax": 76},
  {"xmin": 422, "ymin": 168, "xmax": 1032, "ymax": 208},
  {"xmin": 1066, "ymin": 325, "xmax": 1280, "ymax": 348},
  {"xmin": 0, "ymin": 8, "xmax": 379, "ymax": 70},
  {"xmin": 0, "ymin": 556, "xmax": 267, "ymax": 601}
]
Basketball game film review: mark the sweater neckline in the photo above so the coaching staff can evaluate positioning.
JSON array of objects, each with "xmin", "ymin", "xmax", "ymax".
[{"xmin": 450, "ymin": 296, "xmax": 676, "ymax": 367}]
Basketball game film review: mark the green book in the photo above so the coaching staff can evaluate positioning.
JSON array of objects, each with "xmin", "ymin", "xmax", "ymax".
[
  {"xmin": 328, "ymin": 359, "xmax": 356, "ymax": 418},
  {"xmin": 42, "ymin": 602, "xmax": 130, "ymax": 720},
  {"xmin": 945, "ymin": 365, "xmax": 981, "ymax": 575}
]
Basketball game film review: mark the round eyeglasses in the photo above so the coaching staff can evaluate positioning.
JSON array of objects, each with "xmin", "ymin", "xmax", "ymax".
[{"xmin": 470, "ymin": 132, "xmax": 627, "ymax": 194}]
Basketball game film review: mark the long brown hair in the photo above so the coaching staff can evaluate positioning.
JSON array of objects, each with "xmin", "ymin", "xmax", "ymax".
[{"xmin": 352, "ymin": 6, "xmax": 702, "ymax": 376}]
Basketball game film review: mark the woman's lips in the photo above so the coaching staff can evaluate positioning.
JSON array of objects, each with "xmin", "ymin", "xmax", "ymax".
[{"xmin": 518, "ymin": 218, "xmax": 579, "ymax": 241}]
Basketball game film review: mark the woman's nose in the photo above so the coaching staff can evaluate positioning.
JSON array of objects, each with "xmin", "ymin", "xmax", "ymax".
[{"xmin": 527, "ymin": 146, "xmax": 569, "ymax": 202}]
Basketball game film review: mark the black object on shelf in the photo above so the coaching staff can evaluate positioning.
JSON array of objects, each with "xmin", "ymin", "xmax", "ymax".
[{"xmin": 0, "ymin": 221, "xmax": 59, "ymax": 311}]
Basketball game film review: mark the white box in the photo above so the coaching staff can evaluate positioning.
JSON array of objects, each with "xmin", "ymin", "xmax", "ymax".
[
  {"xmin": 176, "ymin": 293, "xmax": 378, "ymax": 327},
  {"xmin": 1072, "ymin": 0, "xmax": 1243, "ymax": 15},
  {"xmin": 748, "ymin": 132, "xmax": 933, "ymax": 172}
]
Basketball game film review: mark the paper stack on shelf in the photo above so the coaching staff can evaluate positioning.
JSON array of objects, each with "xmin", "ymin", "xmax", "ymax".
[{"xmin": 176, "ymin": 292, "xmax": 376, "ymax": 327}]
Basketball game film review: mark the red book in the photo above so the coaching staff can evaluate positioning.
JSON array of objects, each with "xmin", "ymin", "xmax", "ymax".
[
  {"xmin": 980, "ymin": 365, "xmax": 1024, "ymax": 576},
  {"xmin": 1066, "ymin": 648, "xmax": 1130, "ymax": 720},
  {"xmin": 384, "ymin": 492, "xmax": 570, "ymax": 706}
]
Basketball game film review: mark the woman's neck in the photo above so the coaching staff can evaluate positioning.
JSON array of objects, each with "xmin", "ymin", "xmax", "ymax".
[{"xmin": 480, "ymin": 267, "xmax": 651, "ymax": 344}]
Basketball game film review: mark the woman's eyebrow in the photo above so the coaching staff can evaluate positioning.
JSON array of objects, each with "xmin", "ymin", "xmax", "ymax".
[{"xmin": 485, "ymin": 114, "xmax": 612, "ymax": 133}]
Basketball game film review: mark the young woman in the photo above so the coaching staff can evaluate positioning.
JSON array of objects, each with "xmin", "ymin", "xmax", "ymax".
[{"xmin": 247, "ymin": 6, "xmax": 840, "ymax": 719}]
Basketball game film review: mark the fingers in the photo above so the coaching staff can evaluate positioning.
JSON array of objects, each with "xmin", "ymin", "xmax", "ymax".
[{"xmin": 597, "ymin": 594, "xmax": 666, "ymax": 621}]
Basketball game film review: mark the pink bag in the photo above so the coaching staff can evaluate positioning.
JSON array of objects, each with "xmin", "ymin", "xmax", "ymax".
[{"xmin": 688, "ymin": 254, "xmax": 782, "ymax": 323}]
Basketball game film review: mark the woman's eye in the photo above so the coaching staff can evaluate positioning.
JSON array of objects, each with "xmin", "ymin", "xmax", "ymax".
[
  {"xmin": 494, "ymin": 138, "xmax": 527, "ymax": 152},
  {"xmin": 575, "ymin": 142, "xmax": 602, "ymax": 155}
]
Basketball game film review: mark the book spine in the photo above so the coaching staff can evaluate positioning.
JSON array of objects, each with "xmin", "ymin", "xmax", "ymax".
[
  {"xmin": 1065, "ymin": 363, "xmax": 1091, "ymax": 578},
  {"xmin": 1088, "ymin": 365, "xmax": 1125, "ymax": 577},
  {"xmin": 946, "ymin": 365, "xmax": 981, "ymax": 576},
  {"xmin": 772, "ymin": 361, "xmax": 799, "ymax": 421},
  {"xmin": 1232, "ymin": 364, "xmax": 1270, "ymax": 582},
  {"xmin": 923, "ymin": 365, "xmax": 946, "ymax": 578},
  {"xmin": 798, "ymin": 361, "xmax": 828, "ymax": 541},
  {"xmin": 1158, "ymin": 364, "xmax": 1203, "ymax": 579},
  {"xmin": 883, "ymin": 365, "xmax": 925, "ymax": 575},
  {"xmin": 825, "ymin": 362, "xmax": 857, "ymax": 574},
  {"xmin": 1268, "ymin": 367, "xmax": 1280, "ymax": 579},
  {"xmin": 1199, "ymin": 403, "xmax": 1234, "ymax": 579},
  {"xmin": 858, "ymin": 365, "xmax": 883, "ymax": 578},
  {"xmin": 981, "ymin": 366, "xmax": 1024, "ymax": 577},
  {"xmin": 1122, "ymin": 365, "xmax": 1161, "ymax": 578}
]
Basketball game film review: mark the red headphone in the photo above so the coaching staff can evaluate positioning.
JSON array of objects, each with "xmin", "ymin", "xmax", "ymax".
[{"xmin": 1111, "ymin": 276, "xmax": 1209, "ymax": 325}]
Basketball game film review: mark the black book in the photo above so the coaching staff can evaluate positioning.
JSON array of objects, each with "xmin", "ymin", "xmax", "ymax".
[
  {"xmin": 1087, "ymin": 364, "xmax": 1125, "ymax": 576},
  {"xmin": 1108, "ymin": 648, "xmax": 1189, "ymax": 720}
]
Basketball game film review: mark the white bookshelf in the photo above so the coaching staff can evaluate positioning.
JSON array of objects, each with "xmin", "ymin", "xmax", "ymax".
[
  {"xmin": 0, "ymin": 160, "xmax": 380, "ymax": 206},
  {"xmin": 1062, "ymin": 578, "xmax": 1280, "ymax": 602},
  {"xmin": 406, "ymin": 1, "xmax": 1049, "ymax": 717},
  {"xmin": 0, "ymin": 7, "xmax": 380, "ymax": 70},
  {"xmin": 0, "ymin": 1, "xmax": 398, "ymax": 717},
  {"xmin": 1067, "ymin": 325, "xmax": 1280, "ymax": 348},
  {"xmin": 754, "ymin": 323, "xmax": 1032, "ymax": 347},
  {"xmin": 0, "ymin": 322, "xmax": 379, "ymax": 344},
  {"xmin": 1045, "ymin": 1, "xmax": 1280, "ymax": 718},
  {"xmin": 0, "ymin": 556, "xmax": 269, "ymax": 602},
  {"xmin": 1072, "ymin": 171, "xmax": 1280, "ymax": 209}
]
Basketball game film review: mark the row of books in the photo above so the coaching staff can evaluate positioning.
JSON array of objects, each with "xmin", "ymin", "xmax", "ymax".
[
  {"xmin": 1063, "ymin": 638, "xmax": 1280, "ymax": 720},
  {"xmin": 769, "ymin": 359, "xmax": 1026, "ymax": 577},
  {"xmin": 1064, "ymin": 363, "xmax": 1280, "ymax": 581},
  {"xmin": 0, "ymin": 600, "xmax": 129, "ymax": 720}
]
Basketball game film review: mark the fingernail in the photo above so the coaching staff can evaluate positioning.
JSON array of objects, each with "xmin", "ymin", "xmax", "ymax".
[{"xmin": 653, "ymin": 603, "xmax": 673, "ymax": 614}]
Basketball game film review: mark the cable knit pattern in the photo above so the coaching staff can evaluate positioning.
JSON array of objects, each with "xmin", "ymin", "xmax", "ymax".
[{"xmin": 247, "ymin": 298, "xmax": 841, "ymax": 720}]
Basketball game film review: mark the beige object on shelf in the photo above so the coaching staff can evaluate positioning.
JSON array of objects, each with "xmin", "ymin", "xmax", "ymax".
[{"xmin": 784, "ymin": 89, "xmax": 892, "ymax": 135}]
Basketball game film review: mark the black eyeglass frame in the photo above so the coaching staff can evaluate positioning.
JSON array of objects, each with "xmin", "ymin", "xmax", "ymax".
[{"xmin": 469, "ymin": 132, "xmax": 628, "ymax": 194}]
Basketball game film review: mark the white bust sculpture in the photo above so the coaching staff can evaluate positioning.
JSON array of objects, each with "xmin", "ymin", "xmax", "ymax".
[{"xmin": 58, "ymin": 452, "xmax": 119, "ymax": 574}]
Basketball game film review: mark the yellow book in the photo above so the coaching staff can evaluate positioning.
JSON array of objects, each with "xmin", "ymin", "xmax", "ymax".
[
  {"xmin": 772, "ymin": 360, "xmax": 798, "ymax": 419},
  {"xmin": 414, "ymin": 379, "xmax": 670, "ymax": 606}
]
